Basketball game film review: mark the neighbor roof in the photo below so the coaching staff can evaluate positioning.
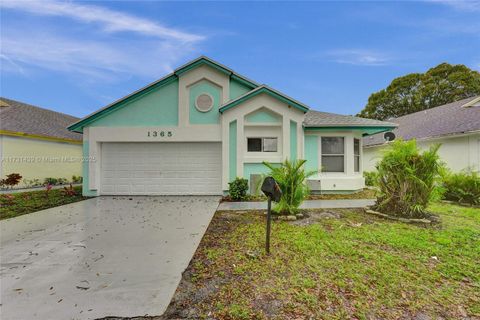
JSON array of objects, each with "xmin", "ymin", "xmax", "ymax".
[
  {"xmin": 0, "ymin": 97, "xmax": 82, "ymax": 141},
  {"xmin": 363, "ymin": 96, "xmax": 480, "ymax": 147},
  {"xmin": 68, "ymin": 56, "xmax": 259, "ymax": 133}
]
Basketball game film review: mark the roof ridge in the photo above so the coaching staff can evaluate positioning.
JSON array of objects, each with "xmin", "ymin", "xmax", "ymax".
[
  {"xmin": 68, "ymin": 55, "xmax": 260, "ymax": 132},
  {"xmin": 389, "ymin": 95, "xmax": 480, "ymax": 121},
  {"xmin": 0, "ymin": 97, "xmax": 79, "ymax": 120}
]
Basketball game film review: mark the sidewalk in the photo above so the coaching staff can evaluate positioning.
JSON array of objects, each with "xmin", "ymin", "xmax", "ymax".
[{"xmin": 217, "ymin": 199, "xmax": 375, "ymax": 211}]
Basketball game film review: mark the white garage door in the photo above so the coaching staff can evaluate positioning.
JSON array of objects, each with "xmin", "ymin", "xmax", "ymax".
[{"xmin": 100, "ymin": 142, "xmax": 222, "ymax": 195}]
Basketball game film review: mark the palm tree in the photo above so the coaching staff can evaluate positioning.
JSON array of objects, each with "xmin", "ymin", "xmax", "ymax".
[{"xmin": 263, "ymin": 159, "xmax": 317, "ymax": 215}]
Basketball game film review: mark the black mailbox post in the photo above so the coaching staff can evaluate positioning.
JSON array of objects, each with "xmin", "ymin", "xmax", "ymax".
[{"xmin": 261, "ymin": 177, "xmax": 282, "ymax": 254}]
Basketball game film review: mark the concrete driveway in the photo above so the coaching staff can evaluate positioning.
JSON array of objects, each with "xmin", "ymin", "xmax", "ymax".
[{"xmin": 0, "ymin": 196, "xmax": 219, "ymax": 320}]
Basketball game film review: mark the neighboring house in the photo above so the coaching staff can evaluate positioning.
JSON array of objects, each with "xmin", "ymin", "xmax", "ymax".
[
  {"xmin": 0, "ymin": 97, "xmax": 83, "ymax": 187},
  {"xmin": 363, "ymin": 96, "xmax": 480, "ymax": 173},
  {"xmin": 68, "ymin": 56, "xmax": 396, "ymax": 196}
]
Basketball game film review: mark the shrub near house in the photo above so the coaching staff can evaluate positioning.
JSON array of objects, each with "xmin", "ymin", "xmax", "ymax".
[
  {"xmin": 374, "ymin": 140, "xmax": 441, "ymax": 218},
  {"xmin": 228, "ymin": 177, "xmax": 249, "ymax": 201},
  {"xmin": 0, "ymin": 173, "xmax": 22, "ymax": 190},
  {"xmin": 0, "ymin": 186, "xmax": 88, "ymax": 220},
  {"xmin": 442, "ymin": 170, "xmax": 480, "ymax": 206}
]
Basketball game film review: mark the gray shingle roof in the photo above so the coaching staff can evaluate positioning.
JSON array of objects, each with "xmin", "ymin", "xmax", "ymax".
[
  {"xmin": 363, "ymin": 96, "xmax": 480, "ymax": 147},
  {"xmin": 0, "ymin": 97, "xmax": 82, "ymax": 141},
  {"xmin": 304, "ymin": 110, "xmax": 397, "ymax": 128}
]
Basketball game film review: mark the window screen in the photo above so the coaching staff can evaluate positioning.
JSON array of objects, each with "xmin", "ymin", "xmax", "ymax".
[
  {"xmin": 321, "ymin": 137, "xmax": 344, "ymax": 172},
  {"xmin": 263, "ymin": 138, "xmax": 278, "ymax": 152},
  {"xmin": 354, "ymin": 138, "xmax": 360, "ymax": 172}
]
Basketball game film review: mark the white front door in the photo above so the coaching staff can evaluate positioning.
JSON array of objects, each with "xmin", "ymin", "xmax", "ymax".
[{"xmin": 100, "ymin": 142, "xmax": 222, "ymax": 195}]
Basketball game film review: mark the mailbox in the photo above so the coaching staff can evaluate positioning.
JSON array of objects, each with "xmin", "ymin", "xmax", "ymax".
[
  {"xmin": 261, "ymin": 176, "xmax": 281, "ymax": 255},
  {"xmin": 261, "ymin": 177, "xmax": 282, "ymax": 202}
]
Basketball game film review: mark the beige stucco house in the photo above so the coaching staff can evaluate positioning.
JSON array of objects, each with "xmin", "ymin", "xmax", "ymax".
[
  {"xmin": 68, "ymin": 56, "xmax": 396, "ymax": 196},
  {"xmin": 0, "ymin": 97, "xmax": 83, "ymax": 187},
  {"xmin": 363, "ymin": 96, "xmax": 480, "ymax": 173}
]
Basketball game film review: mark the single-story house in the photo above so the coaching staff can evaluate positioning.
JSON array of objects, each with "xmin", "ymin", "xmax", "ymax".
[
  {"xmin": 0, "ymin": 97, "xmax": 83, "ymax": 187},
  {"xmin": 363, "ymin": 96, "xmax": 480, "ymax": 172},
  {"xmin": 68, "ymin": 56, "xmax": 396, "ymax": 196}
]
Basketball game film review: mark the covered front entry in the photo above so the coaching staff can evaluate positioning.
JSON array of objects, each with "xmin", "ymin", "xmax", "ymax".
[{"xmin": 100, "ymin": 142, "xmax": 222, "ymax": 195}]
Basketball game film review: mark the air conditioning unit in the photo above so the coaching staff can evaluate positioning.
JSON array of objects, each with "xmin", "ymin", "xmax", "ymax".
[{"xmin": 250, "ymin": 174, "xmax": 263, "ymax": 194}]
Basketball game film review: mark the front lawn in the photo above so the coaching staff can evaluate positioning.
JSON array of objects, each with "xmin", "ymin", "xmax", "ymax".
[
  {"xmin": 163, "ymin": 203, "xmax": 480, "ymax": 319},
  {"xmin": 0, "ymin": 186, "xmax": 88, "ymax": 220}
]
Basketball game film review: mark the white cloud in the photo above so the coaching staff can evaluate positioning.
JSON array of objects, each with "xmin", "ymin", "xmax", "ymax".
[
  {"xmin": 326, "ymin": 49, "xmax": 391, "ymax": 66},
  {"xmin": 428, "ymin": 0, "xmax": 480, "ymax": 12},
  {"xmin": 0, "ymin": 0, "xmax": 206, "ymax": 80},
  {"xmin": 1, "ymin": 31, "xmax": 195, "ymax": 80},
  {"xmin": 0, "ymin": 0, "xmax": 204, "ymax": 42}
]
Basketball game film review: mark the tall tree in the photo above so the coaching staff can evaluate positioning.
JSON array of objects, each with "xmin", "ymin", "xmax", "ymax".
[{"xmin": 358, "ymin": 63, "xmax": 480, "ymax": 120}]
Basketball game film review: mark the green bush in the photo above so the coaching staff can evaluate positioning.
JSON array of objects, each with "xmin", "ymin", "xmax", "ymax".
[
  {"xmin": 57, "ymin": 178, "xmax": 68, "ymax": 185},
  {"xmin": 263, "ymin": 159, "xmax": 316, "ymax": 215},
  {"xmin": 374, "ymin": 140, "xmax": 441, "ymax": 218},
  {"xmin": 363, "ymin": 171, "xmax": 378, "ymax": 186},
  {"xmin": 23, "ymin": 179, "xmax": 42, "ymax": 188},
  {"xmin": 44, "ymin": 177, "xmax": 58, "ymax": 185},
  {"xmin": 442, "ymin": 170, "xmax": 480, "ymax": 205},
  {"xmin": 72, "ymin": 175, "xmax": 83, "ymax": 184},
  {"xmin": 228, "ymin": 177, "xmax": 249, "ymax": 201}
]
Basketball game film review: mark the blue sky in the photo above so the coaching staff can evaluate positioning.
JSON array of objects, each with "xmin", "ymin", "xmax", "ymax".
[{"xmin": 1, "ymin": 0, "xmax": 479, "ymax": 118}]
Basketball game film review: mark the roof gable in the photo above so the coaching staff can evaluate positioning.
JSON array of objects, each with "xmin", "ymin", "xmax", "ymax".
[
  {"xmin": 68, "ymin": 56, "xmax": 259, "ymax": 133},
  {"xmin": 219, "ymin": 85, "xmax": 310, "ymax": 114}
]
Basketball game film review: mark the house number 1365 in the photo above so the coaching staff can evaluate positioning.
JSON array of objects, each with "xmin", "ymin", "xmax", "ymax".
[{"xmin": 147, "ymin": 131, "xmax": 173, "ymax": 137}]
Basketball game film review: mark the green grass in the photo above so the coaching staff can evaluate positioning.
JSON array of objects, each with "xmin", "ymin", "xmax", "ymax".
[
  {"xmin": 0, "ymin": 186, "xmax": 88, "ymax": 220},
  {"xmin": 223, "ymin": 188, "xmax": 377, "ymax": 202},
  {"xmin": 183, "ymin": 203, "xmax": 480, "ymax": 319}
]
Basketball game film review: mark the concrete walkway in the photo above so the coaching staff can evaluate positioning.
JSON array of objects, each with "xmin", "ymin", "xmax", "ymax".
[
  {"xmin": 217, "ymin": 199, "xmax": 375, "ymax": 210},
  {"xmin": 0, "ymin": 196, "xmax": 220, "ymax": 320}
]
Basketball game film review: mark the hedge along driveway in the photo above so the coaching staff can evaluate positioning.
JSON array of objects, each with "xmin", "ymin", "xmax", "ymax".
[{"xmin": 0, "ymin": 186, "xmax": 88, "ymax": 220}]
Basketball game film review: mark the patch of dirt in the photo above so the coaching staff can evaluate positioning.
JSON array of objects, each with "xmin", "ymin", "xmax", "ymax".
[
  {"xmin": 289, "ymin": 210, "xmax": 343, "ymax": 226},
  {"xmin": 220, "ymin": 188, "xmax": 377, "ymax": 202},
  {"xmin": 251, "ymin": 295, "xmax": 283, "ymax": 318}
]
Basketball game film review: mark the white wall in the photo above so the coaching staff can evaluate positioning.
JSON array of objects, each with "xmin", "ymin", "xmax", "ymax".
[
  {"xmin": 305, "ymin": 131, "xmax": 365, "ymax": 192},
  {"xmin": 363, "ymin": 133, "xmax": 480, "ymax": 172},
  {"xmin": 221, "ymin": 93, "xmax": 305, "ymax": 190}
]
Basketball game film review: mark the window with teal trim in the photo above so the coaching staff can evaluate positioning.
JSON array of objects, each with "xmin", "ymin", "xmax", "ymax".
[
  {"xmin": 321, "ymin": 137, "xmax": 345, "ymax": 172},
  {"xmin": 354, "ymin": 138, "xmax": 360, "ymax": 172}
]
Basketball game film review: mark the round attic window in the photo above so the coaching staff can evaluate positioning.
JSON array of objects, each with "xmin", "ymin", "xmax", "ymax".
[{"xmin": 195, "ymin": 93, "xmax": 214, "ymax": 112}]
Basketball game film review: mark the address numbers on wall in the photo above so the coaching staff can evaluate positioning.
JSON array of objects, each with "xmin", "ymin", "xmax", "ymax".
[{"xmin": 147, "ymin": 130, "xmax": 173, "ymax": 138}]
